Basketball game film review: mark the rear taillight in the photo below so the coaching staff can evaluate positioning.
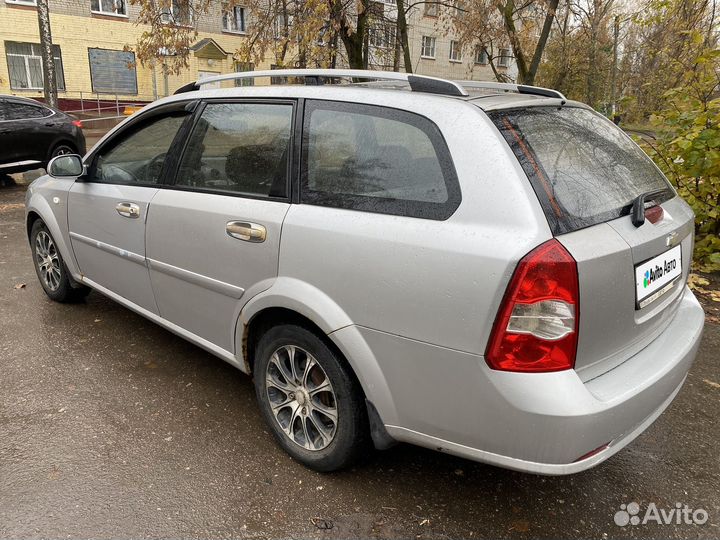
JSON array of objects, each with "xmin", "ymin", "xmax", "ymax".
[
  {"xmin": 72, "ymin": 120, "xmax": 83, "ymax": 128},
  {"xmin": 486, "ymin": 239, "xmax": 579, "ymax": 373}
]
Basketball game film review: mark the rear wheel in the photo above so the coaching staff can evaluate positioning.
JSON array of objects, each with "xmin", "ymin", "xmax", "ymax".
[
  {"xmin": 254, "ymin": 324, "xmax": 370, "ymax": 472},
  {"xmin": 50, "ymin": 143, "xmax": 76, "ymax": 158},
  {"xmin": 30, "ymin": 220, "xmax": 89, "ymax": 302}
]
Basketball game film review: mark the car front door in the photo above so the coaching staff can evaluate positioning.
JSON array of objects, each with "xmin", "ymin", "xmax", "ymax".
[
  {"xmin": 145, "ymin": 100, "xmax": 294, "ymax": 354},
  {"xmin": 67, "ymin": 103, "xmax": 193, "ymax": 314}
]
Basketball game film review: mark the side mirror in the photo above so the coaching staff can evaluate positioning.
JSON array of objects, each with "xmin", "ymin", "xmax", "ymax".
[{"xmin": 48, "ymin": 154, "xmax": 84, "ymax": 178}]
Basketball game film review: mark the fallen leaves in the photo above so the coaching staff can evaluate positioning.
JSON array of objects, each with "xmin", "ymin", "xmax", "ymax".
[
  {"xmin": 703, "ymin": 378, "xmax": 720, "ymax": 389},
  {"xmin": 13, "ymin": 283, "xmax": 26, "ymax": 290},
  {"xmin": 310, "ymin": 517, "xmax": 333, "ymax": 530},
  {"xmin": 0, "ymin": 203, "xmax": 25, "ymax": 212}
]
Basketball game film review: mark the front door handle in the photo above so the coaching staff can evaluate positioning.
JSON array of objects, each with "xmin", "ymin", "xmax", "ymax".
[
  {"xmin": 226, "ymin": 221, "xmax": 266, "ymax": 243},
  {"xmin": 116, "ymin": 202, "xmax": 140, "ymax": 219}
]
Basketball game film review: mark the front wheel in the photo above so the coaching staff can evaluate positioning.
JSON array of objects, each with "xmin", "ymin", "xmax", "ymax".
[
  {"xmin": 254, "ymin": 324, "xmax": 370, "ymax": 472},
  {"xmin": 30, "ymin": 220, "xmax": 89, "ymax": 302}
]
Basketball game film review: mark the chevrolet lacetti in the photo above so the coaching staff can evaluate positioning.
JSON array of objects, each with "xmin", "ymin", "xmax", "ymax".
[{"xmin": 25, "ymin": 69, "xmax": 705, "ymax": 473}]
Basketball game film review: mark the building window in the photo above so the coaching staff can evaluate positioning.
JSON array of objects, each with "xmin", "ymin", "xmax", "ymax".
[
  {"xmin": 5, "ymin": 0, "xmax": 37, "ymax": 5},
  {"xmin": 424, "ymin": 1, "xmax": 438, "ymax": 16},
  {"xmin": 420, "ymin": 36, "xmax": 436, "ymax": 59},
  {"xmin": 498, "ymin": 48, "xmax": 511, "ymax": 67},
  {"xmin": 5, "ymin": 41, "xmax": 65, "ymax": 91},
  {"xmin": 369, "ymin": 23, "xmax": 396, "ymax": 49},
  {"xmin": 88, "ymin": 48, "xmax": 138, "ymax": 94},
  {"xmin": 161, "ymin": 0, "xmax": 192, "ymax": 26},
  {"xmin": 449, "ymin": 40, "xmax": 461, "ymax": 62},
  {"xmin": 474, "ymin": 47, "xmax": 488, "ymax": 64},
  {"xmin": 222, "ymin": 3, "xmax": 246, "ymax": 33},
  {"xmin": 270, "ymin": 64, "xmax": 286, "ymax": 85},
  {"xmin": 234, "ymin": 62, "xmax": 254, "ymax": 86},
  {"xmin": 91, "ymin": 0, "xmax": 127, "ymax": 16}
]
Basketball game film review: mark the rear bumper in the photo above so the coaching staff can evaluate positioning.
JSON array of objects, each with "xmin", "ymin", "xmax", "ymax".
[{"xmin": 382, "ymin": 286, "xmax": 705, "ymax": 474}]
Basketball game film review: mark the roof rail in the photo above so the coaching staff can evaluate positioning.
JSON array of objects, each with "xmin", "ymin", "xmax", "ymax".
[
  {"xmin": 454, "ymin": 80, "xmax": 566, "ymax": 100},
  {"xmin": 175, "ymin": 69, "xmax": 469, "ymax": 97}
]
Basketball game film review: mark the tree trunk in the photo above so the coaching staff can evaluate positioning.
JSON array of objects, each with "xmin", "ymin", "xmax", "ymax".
[
  {"xmin": 396, "ymin": 0, "xmax": 413, "ymax": 72},
  {"xmin": 36, "ymin": 0, "xmax": 58, "ymax": 109},
  {"xmin": 499, "ymin": 0, "xmax": 559, "ymax": 85},
  {"xmin": 337, "ymin": 0, "xmax": 370, "ymax": 69}
]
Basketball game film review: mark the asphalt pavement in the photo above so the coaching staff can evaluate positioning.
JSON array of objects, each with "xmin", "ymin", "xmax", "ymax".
[{"xmin": 1, "ymin": 183, "xmax": 719, "ymax": 539}]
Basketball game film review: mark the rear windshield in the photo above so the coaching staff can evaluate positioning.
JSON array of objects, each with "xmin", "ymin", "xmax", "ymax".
[{"xmin": 491, "ymin": 106, "xmax": 673, "ymax": 234}]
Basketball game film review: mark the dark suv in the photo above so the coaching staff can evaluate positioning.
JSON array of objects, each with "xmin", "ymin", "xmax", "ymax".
[{"xmin": 0, "ymin": 95, "xmax": 86, "ymax": 175}]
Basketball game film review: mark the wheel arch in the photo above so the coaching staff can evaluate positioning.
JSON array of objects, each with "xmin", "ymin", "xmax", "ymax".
[
  {"xmin": 25, "ymin": 192, "xmax": 81, "ymax": 279},
  {"xmin": 236, "ymin": 278, "xmax": 399, "ymax": 426}
]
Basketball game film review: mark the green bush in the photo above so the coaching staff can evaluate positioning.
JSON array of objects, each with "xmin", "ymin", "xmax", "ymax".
[{"xmin": 638, "ymin": 83, "xmax": 720, "ymax": 272}]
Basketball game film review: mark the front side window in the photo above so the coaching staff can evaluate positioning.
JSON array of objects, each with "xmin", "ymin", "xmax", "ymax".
[
  {"xmin": 449, "ymin": 40, "xmax": 461, "ymax": 62},
  {"xmin": 5, "ymin": 41, "xmax": 66, "ymax": 91},
  {"xmin": 91, "ymin": 0, "xmax": 127, "ymax": 15},
  {"xmin": 421, "ymin": 36, "xmax": 436, "ymax": 58},
  {"xmin": 302, "ymin": 101, "xmax": 460, "ymax": 220},
  {"xmin": 222, "ymin": 3, "xmax": 246, "ymax": 32},
  {"xmin": 175, "ymin": 102, "xmax": 293, "ymax": 198},
  {"xmin": 93, "ymin": 114, "xmax": 187, "ymax": 185},
  {"xmin": 88, "ymin": 48, "xmax": 138, "ymax": 94}
]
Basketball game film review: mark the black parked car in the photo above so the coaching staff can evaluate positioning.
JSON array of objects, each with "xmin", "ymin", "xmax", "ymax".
[{"xmin": 0, "ymin": 95, "xmax": 86, "ymax": 175}]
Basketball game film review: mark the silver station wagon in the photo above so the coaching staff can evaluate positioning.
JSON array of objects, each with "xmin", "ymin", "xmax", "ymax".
[{"xmin": 26, "ymin": 69, "xmax": 705, "ymax": 474}]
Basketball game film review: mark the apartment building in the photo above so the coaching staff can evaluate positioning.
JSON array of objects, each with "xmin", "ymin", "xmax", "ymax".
[
  {"xmin": 0, "ymin": 0, "xmax": 515, "ymax": 108},
  {"xmin": 367, "ymin": 0, "xmax": 517, "ymax": 82}
]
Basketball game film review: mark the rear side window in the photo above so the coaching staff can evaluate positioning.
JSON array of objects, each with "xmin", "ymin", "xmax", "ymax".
[
  {"xmin": 5, "ymin": 102, "xmax": 50, "ymax": 120},
  {"xmin": 491, "ymin": 107, "xmax": 672, "ymax": 234},
  {"xmin": 302, "ymin": 100, "xmax": 460, "ymax": 220}
]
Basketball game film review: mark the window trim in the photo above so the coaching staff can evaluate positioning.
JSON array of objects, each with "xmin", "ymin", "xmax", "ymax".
[
  {"xmin": 165, "ymin": 98, "xmax": 298, "ymax": 202},
  {"xmin": 474, "ymin": 47, "xmax": 488, "ymax": 65},
  {"xmin": 300, "ymin": 99, "xmax": 461, "ymax": 221},
  {"xmin": 160, "ymin": 0, "xmax": 194, "ymax": 27},
  {"xmin": 498, "ymin": 48, "xmax": 511, "ymax": 67},
  {"xmin": 221, "ymin": 3, "xmax": 246, "ymax": 33},
  {"xmin": 82, "ymin": 100, "xmax": 197, "ymax": 188},
  {"xmin": 90, "ymin": 0, "xmax": 128, "ymax": 17},
  {"xmin": 5, "ymin": 0, "xmax": 37, "ymax": 6},
  {"xmin": 449, "ymin": 40, "xmax": 461, "ymax": 63},
  {"xmin": 5, "ymin": 41, "xmax": 66, "ymax": 92},
  {"xmin": 420, "ymin": 36, "xmax": 436, "ymax": 59}
]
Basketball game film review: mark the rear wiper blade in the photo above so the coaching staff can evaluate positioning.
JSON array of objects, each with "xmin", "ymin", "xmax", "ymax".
[{"xmin": 631, "ymin": 188, "xmax": 672, "ymax": 227}]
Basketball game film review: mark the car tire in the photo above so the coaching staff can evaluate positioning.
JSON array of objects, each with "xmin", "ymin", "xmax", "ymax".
[
  {"xmin": 254, "ymin": 324, "xmax": 371, "ymax": 472},
  {"xmin": 46, "ymin": 143, "xmax": 77, "ymax": 167},
  {"xmin": 30, "ymin": 220, "xmax": 90, "ymax": 303}
]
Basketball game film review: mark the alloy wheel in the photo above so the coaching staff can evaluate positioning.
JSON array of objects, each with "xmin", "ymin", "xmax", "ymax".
[
  {"xmin": 265, "ymin": 345, "xmax": 338, "ymax": 451},
  {"xmin": 35, "ymin": 231, "xmax": 62, "ymax": 291}
]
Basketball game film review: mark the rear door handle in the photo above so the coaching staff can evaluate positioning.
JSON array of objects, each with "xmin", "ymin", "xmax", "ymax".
[
  {"xmin": 226, "ymin": 221, "xmax": 266, "ymax": 243},
  {"xmin": 116, "ymin": 202, "xmax": 140, "ymax": 219}
]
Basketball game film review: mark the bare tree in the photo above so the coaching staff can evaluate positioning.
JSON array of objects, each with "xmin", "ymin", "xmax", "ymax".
[{"xmin": 37, "ymin": 0, "xmax": 58, "ymax": 108}]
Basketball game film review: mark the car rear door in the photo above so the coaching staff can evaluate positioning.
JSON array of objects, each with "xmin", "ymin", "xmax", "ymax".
[
  {"xmin": 0, "ymin": 100, "xmax": 47, "ymax": 166},
  {"xmin": 67, "ymin": 102, "xmax": 194, "ymax": 313},
  {"xmin": 491, "ymin": 105, "xmax": 695, "ymax": 381},
  {"xmin": 144, "ymin": 99, "xmax": 294, "ymax": 354}
]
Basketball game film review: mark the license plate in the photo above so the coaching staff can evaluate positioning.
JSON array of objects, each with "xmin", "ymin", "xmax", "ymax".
[{"xmin": 635, "ymin": 244, "xmax": 682, "ymax": 309}]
